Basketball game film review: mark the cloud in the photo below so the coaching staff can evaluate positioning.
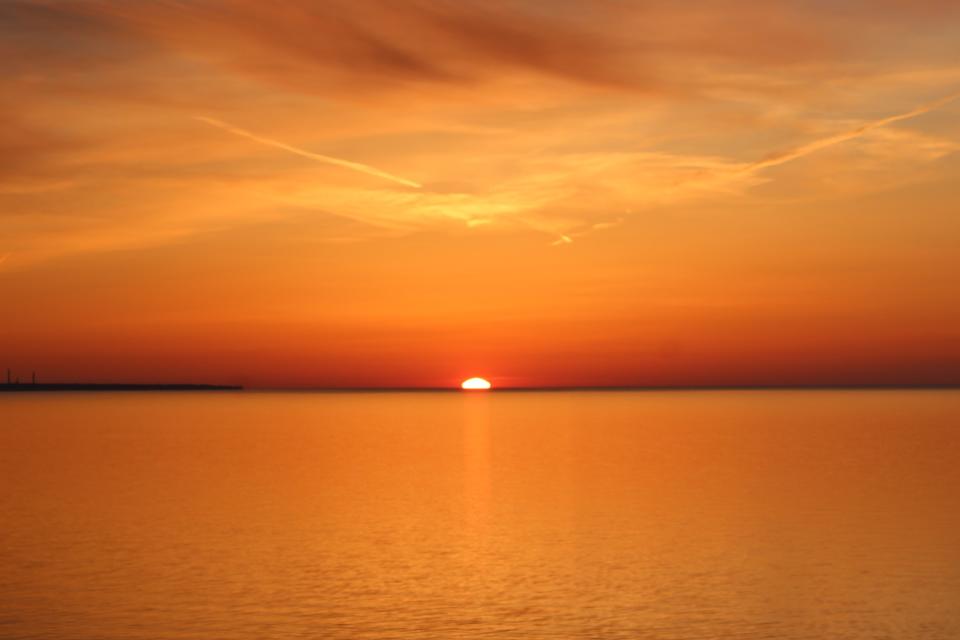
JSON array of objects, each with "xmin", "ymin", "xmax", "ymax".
[
  {"xmin": 741, "ymin": 93, "xmax": 960, "ymax": 176},
  {"xmin": 16, "ymin": 0, "xmax": 850, "ymax": 98},
  {"xmin": 10, "ymin": 0, "xmax": 960, "ymax": 104},
  {"xmin": 27, "ymin": 0, "xmax": 641, "ymax": 93},
  {"xmin": 194, "ymin": 116, "xmax": 422, "ymax": 188},
  {"xmin": 2, "ymin": 0, "xmax": 960, "ymax": 266}
]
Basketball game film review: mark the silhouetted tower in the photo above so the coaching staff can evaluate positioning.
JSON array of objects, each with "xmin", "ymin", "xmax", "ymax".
[
  {"xmin": 5, "ymin": 369, "xmax": 9, "ymax": 384},
  {"xmin": 32, "ymin": 372, "xmax": 36, "ymax": 385}
]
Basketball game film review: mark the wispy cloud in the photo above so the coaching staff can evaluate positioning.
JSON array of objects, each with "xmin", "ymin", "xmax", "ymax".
[
  {"xmin": 24, "ymin": 0, "xmax": 959, "ymax": 100},
  {"xmin": 194, "ymin": 116, "xmax": 422, "ymax": 188},
  {"xmin": 3, "ymin": 1, "xmax": 960, "ymax": 266},
  {"xmin": 741, "ymin": 93, "xmax": 960, "ymax": 176}
]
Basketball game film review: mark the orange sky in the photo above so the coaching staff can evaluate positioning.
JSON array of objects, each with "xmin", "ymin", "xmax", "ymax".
[{"xmin": 2, "ymin": 0, "xmax": 960, "ymax": 388}]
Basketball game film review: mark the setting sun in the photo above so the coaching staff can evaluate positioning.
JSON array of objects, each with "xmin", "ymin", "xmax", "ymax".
[{"xmin": 461, "ymin": 377, "xmax": 492, "ymax": 390}]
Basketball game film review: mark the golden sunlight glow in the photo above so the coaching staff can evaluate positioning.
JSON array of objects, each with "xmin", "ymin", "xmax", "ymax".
[{"xmin": 461, "ymin": 377, "xmax": 492, "ymax": 390}]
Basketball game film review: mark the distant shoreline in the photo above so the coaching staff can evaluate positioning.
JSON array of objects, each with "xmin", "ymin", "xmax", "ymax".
[{"xmin": 0, "ymin": 383, "xmax": 242, "ymax": 392}]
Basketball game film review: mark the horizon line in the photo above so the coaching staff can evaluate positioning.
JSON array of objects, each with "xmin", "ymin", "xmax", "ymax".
[
  {"xmin": 247, "ymin": 383, "xmax": 960, "ymax": 392},
  {"xmin": 3, "ymin": 382, "xmax": 960, "ymax": 393}
]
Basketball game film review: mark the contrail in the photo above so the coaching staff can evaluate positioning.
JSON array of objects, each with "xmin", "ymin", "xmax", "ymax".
[
  {"xmin": 742, "ymin": 93, "xmax": 960, "ymax": 175},
  {"xmin": 194, "ymin": 116, "xmax": 422, "ymax": 188}
]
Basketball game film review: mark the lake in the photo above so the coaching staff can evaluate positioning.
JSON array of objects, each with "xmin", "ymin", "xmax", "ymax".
[{"xmin": 2, "ymin": 390, "xmax": 959, "ymax": 639}]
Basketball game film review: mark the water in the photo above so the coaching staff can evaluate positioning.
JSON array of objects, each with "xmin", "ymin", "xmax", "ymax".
[{"xmin": 1, "ymin": 390, "xmax": 959, "ymax": 639}]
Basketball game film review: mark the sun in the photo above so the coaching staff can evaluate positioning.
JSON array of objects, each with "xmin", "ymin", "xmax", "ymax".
[{"xmin": 461, "ymin": 377, "xmax": 492, "ymax": 390}]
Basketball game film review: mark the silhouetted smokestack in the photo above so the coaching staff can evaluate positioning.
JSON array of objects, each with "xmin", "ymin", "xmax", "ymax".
[
  {"xmin": 5, "ymin": 369, "xmax": 9, "ymax": 384},
  {"xmin": 32, "ymin": 372, "xmax": 36, "ymax": 385}
]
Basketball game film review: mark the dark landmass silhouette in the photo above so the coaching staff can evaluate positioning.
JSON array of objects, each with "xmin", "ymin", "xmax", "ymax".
[{"xmin": 0, "ymin": 383, "xmax": 242, "ymax": 392}]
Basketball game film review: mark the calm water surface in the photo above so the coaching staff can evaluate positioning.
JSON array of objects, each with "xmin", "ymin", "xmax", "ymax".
[{"xmin": 1, "ymin": 390, "xmax": 959, "ymax": 639}]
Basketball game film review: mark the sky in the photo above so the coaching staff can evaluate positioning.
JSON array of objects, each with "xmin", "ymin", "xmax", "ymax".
[{"xmin": 2, "ymin": 0, "xmax": 960, "ymax": 388}]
